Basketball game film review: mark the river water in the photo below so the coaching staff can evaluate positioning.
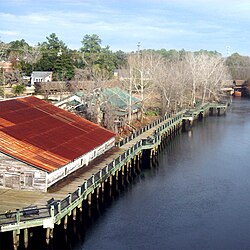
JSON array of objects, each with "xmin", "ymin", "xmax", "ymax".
[
  {"xmin": 74, "ymin": 98, "xmax": 250, "ymax": 250},
  {"xmin": 3, "ymin": 98, "xmax": 249, "ymax": 250}
]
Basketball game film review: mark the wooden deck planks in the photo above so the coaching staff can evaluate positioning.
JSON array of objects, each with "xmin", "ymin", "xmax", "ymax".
[
  {"xmin": 0, "ymin": 147, "xmax": 124, "ymax": 213},
  {"xmin": 0, "ymin": 118, "xmax": 166, "ymax": 214}
]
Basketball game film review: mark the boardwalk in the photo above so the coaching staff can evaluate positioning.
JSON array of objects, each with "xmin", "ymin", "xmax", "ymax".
[
  {"xmin": 0, "ymin": 118, "xmax": 168, "ymax": 213},
  {"xmin": 0, "ymin": 101, "xmax": 228, "ymax": 250}
]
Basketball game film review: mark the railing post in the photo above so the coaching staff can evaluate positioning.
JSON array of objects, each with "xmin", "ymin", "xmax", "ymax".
[
  {"xmin": 16, "ymin": 209, "xmax": 20, "ymax": 225},
  {"xmin": 78, "ymin": 186, "xmax": 82, "ymax": 197},
  {"xmin": 68, "ymin": 193, "xmax": 72, "ymax": 204},
  {"xmin": 50, "ymin": 205, "xmax": 55, "ymax": 218},
  {"xmin": 57, "ymin": 201, "xmax": 61, "ymax": 213}
]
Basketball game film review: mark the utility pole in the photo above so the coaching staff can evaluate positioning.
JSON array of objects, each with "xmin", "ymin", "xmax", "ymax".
[{"xmin": 137, "ymin": 42, "xmax": 141, "ymax": 53}]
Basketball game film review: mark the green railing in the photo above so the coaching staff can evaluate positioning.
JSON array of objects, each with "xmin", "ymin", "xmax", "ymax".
[{"xmin": 0, "ymin": 103, "xmax": 226, "ymax": 231}]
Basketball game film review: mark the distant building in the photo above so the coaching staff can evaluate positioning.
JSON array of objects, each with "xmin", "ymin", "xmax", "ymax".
[
  {"xmin": 0, "ymin": 96, "xmax": 116, "ymax": 192},
  {"xmin": 233, "ymin": 80, "xmax": 245, "ymax": 86},
  {"xmin": 31, "ymin": 71, "xmax": 53, "ymax": 86},
  {"xmin": 56, "ymin": 87, "xmax": 142, "ymax": 132}
]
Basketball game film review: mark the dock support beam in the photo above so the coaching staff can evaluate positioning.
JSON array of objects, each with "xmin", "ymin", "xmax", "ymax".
[
  {"xmin": 13, "ymin": 230, "xmax": 19, "ymax": 250},
  {"xmin": 24, "ymin": 228, "xmax": 28, "ymax": 249},
  {"xmin": 109, "ymin": 175, "xmax": 113, "ymax": 186},
  {"xmin": 46, "ymin": 228, "xmax": 50, "ymax": 244},
  {"xmin": 96, "ymin": 186, "xmax": 100, "ymax": 199},
  {"xmin": 64, "ymin": 215, "xmax": 68, "ymax": 230},
  {"xmin": 73, "ymin": 208, "xmax": 77, "ymax": 221},
  {"xmin": 45, "ymin": 227, "xmax": 53, "ymax": 244},
  {"xmin": 88, "ymin": 193, "xmax": 92, "ymax": 206},
  {"xmin": 101, "ymin": 181, "xmax": 105, "ymax": 193}
]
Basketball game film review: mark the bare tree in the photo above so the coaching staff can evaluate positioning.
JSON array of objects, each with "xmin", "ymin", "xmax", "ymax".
[
  {"xmin": 121, "ymin": 52, "xmax": 160, "ymax": 121},
  {"xmin": 184, "ymin": 52, "xmax": 229, "ymax": 105},
  {"xmin": 4, "ymin": 70, "xmax": 23, "ymax": 87},
  {"xmin": 206, "ymin": 59, "xmax": 231, "ymax": 101},
  {"xmin": 119, "ymin": 59, "xmax": 137, "ymax": 124},
  {"xmin": 170, "ymin": 60, "xmax": 191, "ymax": 110},
  {"xmin": 153, "ymin": 56, "xmax": 191, "ymax": 114},
  {"xmin": 185, "ymin": 52, "xmax": 204, "ymax": 106},
  {"xmin": 153, "ymin": 58, "xmax": 174, "ymax": 113},
  {"xmin": 21, "ymin": 45, "xmax": 42, "ymax": 70}
]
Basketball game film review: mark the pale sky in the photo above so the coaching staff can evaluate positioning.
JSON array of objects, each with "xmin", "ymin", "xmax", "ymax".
[{"xmin": 0, "ymin": 0, "xmax": 249, "ymax": 55}]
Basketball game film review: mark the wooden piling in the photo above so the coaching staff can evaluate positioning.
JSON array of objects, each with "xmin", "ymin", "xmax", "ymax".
[
  {"xmin": 96, "ymin": 186, "xmax": 100, "ymax": 199},
  {"xmin": 50, "ymin": 228, "xmax": 54, "ymax": 239},
  {"xmin": 24, "ymin": 228, "xmax": 28, "ymax": 249},
  {"xmin": 73, "ymin": 208, "xmax": 77, "ymax": 221},
  {"xmin": 88, "ymin": 193, "xmax": 92, "ymax": 206},
  {"xmin": 109, "ymin": 175, "xmax": 113, "ymax": 186},
  {"xmin": 13, "ymin": 230, "xmax": 18, "ymax": 250},
  {"xmin": 122, "ymin": 165, "xmax": 125, "ymax": 176},
  {"xmin": 46, "ymin": 228, "xmax": 50, "ymax": 244},
  {"xmin": 64, "ymin": 215, "xmax": 68, "ymax": 230},
  {"xmin": 78, "ymin": 202, "xmax": 82, "ymax": 212},
  {"xmin": 101, "ymin": 181, "xmax": 105, "ymax": 193},
  {"xmin": 16, "ymin": 231, "xmax": 20, "ymax": 248}
]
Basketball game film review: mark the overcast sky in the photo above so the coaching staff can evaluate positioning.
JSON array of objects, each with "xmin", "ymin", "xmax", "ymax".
[{"xmin": 0, "ymin": 0, "xmax": 249, "ymax": 55}]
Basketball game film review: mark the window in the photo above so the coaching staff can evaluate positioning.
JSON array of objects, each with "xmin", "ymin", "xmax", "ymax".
[
  {"xmin": 25, "ymin": 173, "xmax": 34, "ymax": 187},
  {"xmin": 4, "ymin": 173, "xmax": 20, "ymax": 189}
]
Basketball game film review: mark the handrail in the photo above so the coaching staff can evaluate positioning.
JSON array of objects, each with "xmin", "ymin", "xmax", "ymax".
[
  {"xmin": 0, "ymin": 105, "xmax": 211, "ymax": 230},
  {"xmin": 118, "ymin": 113, "xmax": 174, "ymax": 147}
]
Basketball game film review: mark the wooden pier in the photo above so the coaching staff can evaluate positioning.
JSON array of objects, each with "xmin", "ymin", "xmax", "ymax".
[{"xmin": 0, "ymin": 102, "xmax": 228, "ymax": 249}]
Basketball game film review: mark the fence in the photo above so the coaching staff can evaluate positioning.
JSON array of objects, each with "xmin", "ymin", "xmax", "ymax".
[{"xmin": 0, "ymin": 110, "xmax": 185, "ymax": 231}]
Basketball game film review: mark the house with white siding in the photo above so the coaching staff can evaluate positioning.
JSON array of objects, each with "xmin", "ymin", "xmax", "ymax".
[{"xmin": 31, "ymin": 71, "xmax": 52, "ymax": 86}]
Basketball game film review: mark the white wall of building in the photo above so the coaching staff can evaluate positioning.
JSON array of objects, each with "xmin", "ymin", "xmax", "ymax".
[{"xmin": 46, "ymin": 137, "xmax": 115, "ymax": 190}]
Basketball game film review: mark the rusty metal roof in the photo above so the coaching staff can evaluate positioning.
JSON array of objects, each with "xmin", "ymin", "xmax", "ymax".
[{"xmin": 0, "ymin": 96, "xmax": 116, "ymax": 172}]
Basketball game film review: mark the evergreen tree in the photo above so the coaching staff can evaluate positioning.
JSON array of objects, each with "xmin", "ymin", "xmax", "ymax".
[{"xmin": 35, "ymin": 33, "xmax": 75, "ymax": 80}]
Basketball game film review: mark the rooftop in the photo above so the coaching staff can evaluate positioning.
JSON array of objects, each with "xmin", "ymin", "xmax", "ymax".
[
  {"xmin": 0, "ymin": 96, "xmax": 116, "ymax": 172},
  {"xmin": 31, "ymin": 71, "xmax": 52, "ymax": 78}
]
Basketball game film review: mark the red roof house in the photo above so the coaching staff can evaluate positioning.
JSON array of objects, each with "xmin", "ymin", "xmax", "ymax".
[{"xmin": 0, "ymin": 96, "xmax": 116, "ymax": 191}]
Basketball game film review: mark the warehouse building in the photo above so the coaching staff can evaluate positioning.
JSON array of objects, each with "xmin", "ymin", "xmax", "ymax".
[{"xmin": 0, "ymin": 96, "xmax": 116, "ymax": 192}]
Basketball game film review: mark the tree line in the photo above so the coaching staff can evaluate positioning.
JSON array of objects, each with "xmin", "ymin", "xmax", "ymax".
[
  {"xmin": 0, "ymin": 33, "xmax": 127, "ymax": 82},
  {"xmin": 1, "ymin": 33, "xmax": 250, "ymax": 82},
  {"xmin": 0, "ymin": 33, "xmax": 250, "ymax": 122}
]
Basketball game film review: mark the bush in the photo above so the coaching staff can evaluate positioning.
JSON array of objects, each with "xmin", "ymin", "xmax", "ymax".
[
  {"xmin": 145, "ymin": 109, "xmax": 160, "ymax": 116},
  {"xmin": 12, "ymin": 84, "xmax": 26, "ymax": 96}
]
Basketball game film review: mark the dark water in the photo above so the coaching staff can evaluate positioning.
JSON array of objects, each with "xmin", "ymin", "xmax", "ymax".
[
  {"xmin": 76, "ymin": 98, "xmax": 250, "ymax": 250},
  {"xmin": 2, "ymin": 99, "xmax": 249, "ymax": 250}
]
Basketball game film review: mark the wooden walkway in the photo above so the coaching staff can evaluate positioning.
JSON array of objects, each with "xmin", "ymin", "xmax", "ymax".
[
  {"xmin": 0, "ymin": 125, "xmax": 155, "ymax": 214},
  {"xmin": 0, "ymin": 102, "xmax": 228, "ymax": 245},
  {"xmin": 0, "ymin": 101, "xmax": 229, "ymax": 217}
]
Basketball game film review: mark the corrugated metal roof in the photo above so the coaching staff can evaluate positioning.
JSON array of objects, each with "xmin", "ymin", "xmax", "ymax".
[
  {"xmin": 0, "ymin": 96, "xmax": 116, "ymax": 173},
  {"xmin": 103, "ymin": 87, "xmax": 141, "ymax": 111},
  {"xmin": 67, "ymin": 87, "xmax": 141, "ymax": 112}
]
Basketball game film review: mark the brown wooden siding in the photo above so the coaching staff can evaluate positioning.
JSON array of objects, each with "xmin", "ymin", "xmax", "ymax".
[{"xmin": 0, "ymin": 152, "xmax": 46, "ymax": 191}]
